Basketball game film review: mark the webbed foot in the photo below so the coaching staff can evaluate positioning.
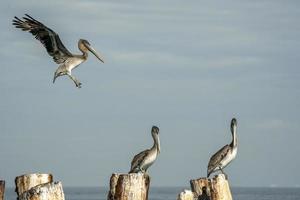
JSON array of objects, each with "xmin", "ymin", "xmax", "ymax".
[
  {"xmin": 219, "ymin": 167, "xmax": 228, "ymax": 179},
  {"xmin": 75, "ymin": 82, "xmax": 82, "ymax": 88}
]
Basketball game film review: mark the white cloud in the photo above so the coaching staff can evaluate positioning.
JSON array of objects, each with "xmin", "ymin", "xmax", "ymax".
[{"xmin": 254, "ymin": 119, "xmax": 289, "ymax": 131}]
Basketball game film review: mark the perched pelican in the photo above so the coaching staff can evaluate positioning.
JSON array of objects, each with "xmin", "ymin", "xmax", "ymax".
[
  {"xmin": 12, "ymin": 14, "xmax": 104, "ymax": 88},
  {"xmin": 129, "ymin": 126, "xmax": 160, "ymax": 173},
  {"xmin": 207, "ymin": 118, "xmax": 237, "ymax": 178}
]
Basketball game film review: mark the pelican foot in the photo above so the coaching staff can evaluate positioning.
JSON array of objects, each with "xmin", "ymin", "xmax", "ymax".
[
  {"xmin": 221, "ymin": 172, "xmax": 228, "ymax": 180},
  {"xmin": 74, "ymin": 81, "xmax": 82, "ymax": 88},
  {"xmin": 219, "ymin": 168, "xmax": 228, "ymax": 180}
]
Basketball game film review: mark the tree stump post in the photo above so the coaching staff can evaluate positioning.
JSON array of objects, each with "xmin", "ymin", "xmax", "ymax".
[
  {"xmin": 0, "ymin": 180, "xmax": 5, "ymax": 200},
  {"xmin": 18, "ymin": 182, "xmax": 65, "ymax": 200},
  {"xmin": 15, "ymin": 173, "xmax": 53, "ymax": 196},
  {"xmin": 190, "ymin": 177, "xmax": 210, "ymax": 197},
  {"xmin": 177, "ymin": 190, "xmax": 194, "ymax": 200},
  {"xmin": 190, "ymin": 174, "xmax": 232, "ymax": 200},
  {"xmin": 107, "ymin": 173, "xmax": 150, "ymax": 200},
  {"xmin": 210, "ymin": 175, "xmax": 232, "ymax": 200}
]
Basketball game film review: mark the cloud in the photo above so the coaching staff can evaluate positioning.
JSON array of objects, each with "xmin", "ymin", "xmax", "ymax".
[
  {"xmin": 111, "ymin": 49, "xmax": 261, "ymax": 69},
  {"xmin": 254, "ymin": 119, "xmax": 291, "ymax": 132},
  {"xmin": 2, "ymin": 0, "xmax": 300, "ymax": 188}
]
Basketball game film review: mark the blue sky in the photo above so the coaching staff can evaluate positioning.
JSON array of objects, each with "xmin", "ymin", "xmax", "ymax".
[{"xmin": 1, "ymin": 0, "xmax": 300, "ymax": 187}]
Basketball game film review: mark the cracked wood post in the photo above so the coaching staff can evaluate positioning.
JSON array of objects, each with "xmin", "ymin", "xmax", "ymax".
[
  {"xmin": 190, "ymin": 174, "xmax": 232, "ymax": 200},
  {"xmin": 0, "ymin": 180, "xmax": 5, "ymax": 200},
  {"xmin": 15, "ymin": 173, "xmax": 53, "ymax": 196},
  {"xmin": 18, "ymin": 182, "xmax": 65, "ymax": 200},
  {"xmin": 177, "ymin": 190, "xmax": 194, "ymax": 200},
  {"xmin": 107, "ymin": 173, "xmax": 150, "ymax": 200},
  {"xmin": 190, "ymin": 177, "xmax": 210, "ymax": 197}
]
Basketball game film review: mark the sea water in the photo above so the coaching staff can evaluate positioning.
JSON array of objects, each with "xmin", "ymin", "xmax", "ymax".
[{"xmin": 4, "ymin": 187, "xmax": 300, "ymax": 200}]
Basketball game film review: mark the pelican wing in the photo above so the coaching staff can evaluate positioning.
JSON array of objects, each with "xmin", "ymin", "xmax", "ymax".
[
  {"xmin": 207, "ymin": 144, "xmax": 230, "ymax": 175},
  {"xmin": 130, "ymin": 149, "xmax": 149, "ymax": 172},
  {"xmin": 12, "ymin": 14, "xmax": 72, "ymax": 64}
]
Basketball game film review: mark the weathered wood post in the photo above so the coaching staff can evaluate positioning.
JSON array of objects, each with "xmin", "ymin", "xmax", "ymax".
[
  {"xmin": 15, "ymin": 173, "xmax": 65, "ymax": 200},
  {"xmin": 107, "ymin": 173, "xmax": 150, "ymax": 200},
  {"xmin": 15, "ymin": 173, "xmax": 53, "ymax": 196},
  {"xmin": 190, "ymin": 174, "xmax": 232, "ymax": 200},
  {"xmin": 18, "ymin": 182, "xmax": 65, "ymax": 200},
  {"xmin": 177, "ymin": 189, "xmax": 194, "ymax": 200},
  {"xmin": 210, "ymin": 174, "xmax": 232, "ymax": 200},
  {"xmin": 0, "ymin": 180, "xmax": 5, "ymax": 200},
  {"xmin": 190, "ymin": 177, "xmax": 210, "ymax": 197}
]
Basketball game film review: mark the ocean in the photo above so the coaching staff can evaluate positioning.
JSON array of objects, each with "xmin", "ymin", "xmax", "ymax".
[{"xmin": 4, "ymin": 187, "xmax": 300, "ymax": 200}]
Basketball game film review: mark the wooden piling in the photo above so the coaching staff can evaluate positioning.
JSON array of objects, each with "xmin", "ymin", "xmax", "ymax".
[
  {"xmin": 15, "ymin": 173, "xmax": 53, "ymax": 196},
  {"xmin": 190, "ymin": 177, "xmax": 210, "ymax": 197},
  {"xmin": 18, "ymin": 182, "xmax": 65, "ymax": 200},
  {"xmin": 177, "ymin": 190, "xmax": 194, "ymax": 200},
  {"xmin": 0, "ymin": 180, "xmax": 5, "ymax": 200},
  {"xmin": 210, "ymin": 174, "xmax": 232, "ymax": 200},
  {"xmin": 190, "ymin": 174, "xmax": 232, "ymax": 200},
  {"xmin": 107, "ymin": 173, "xmax": 150, "ymax": 200}
]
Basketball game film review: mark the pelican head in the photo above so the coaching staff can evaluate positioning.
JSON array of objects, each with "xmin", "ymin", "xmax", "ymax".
[
  {"xmin": 231, "ymin": 118, "xmax": 237, "ymax": 134},
  {"xmin": 152, "ymin": 126, "xmax": 159, "ymax": 135},
  {"xmin": 151, "ymin": 126, "xmax": 160, "ymax": 153},
  {"xmin": 79, "ymin": 39, "xmax": 104, "ymax": 63},
  {"xmin": 53, "ymin": 67, "xmax": 68, "ymax": 83}
]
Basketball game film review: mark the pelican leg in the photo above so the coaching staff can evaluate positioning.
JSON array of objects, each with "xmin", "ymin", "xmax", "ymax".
[
  {"xmin": 138, "ymin": 166, "xmax": 144, "ymax": 173},
  {"xmin": 137, "ymin": 166, "xmax": 146, "ymax": 174},
  {"xmin": 219, "ymin": 167, "xmax": 228, "ymax": 179},
  {"xmin": 67, "ymin": 74, "xmax": 82, "ymax": 88}
]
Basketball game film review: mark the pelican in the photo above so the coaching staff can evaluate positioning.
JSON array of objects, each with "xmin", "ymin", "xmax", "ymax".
[
  {"xmin": 129, "ymin": 126, "xmax": 160, "ymax": 173},
  {"xmin": 207, "ymin": 118, "xmax": 237, "ymax": 178},
  {"xmin": 12, "ymin": 14, "xmax": 104, "ymax": 88}
]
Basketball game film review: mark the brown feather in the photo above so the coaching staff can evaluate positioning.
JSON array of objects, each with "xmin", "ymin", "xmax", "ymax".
[
  {"xmin": 207, "ymin": 144, "xmax": 231, "ymax": 176},
  {"xmin": 12, "ymin": 14, "xmax": 72, "ymax": 64},
  {"xmin": 129, "ymin": 149, "xmax": 149, "ymax": 173}
]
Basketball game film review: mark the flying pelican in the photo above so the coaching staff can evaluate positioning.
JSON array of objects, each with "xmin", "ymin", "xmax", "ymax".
[
  {"xmin": 129, "ymin": 126, "xmax": 160, "ymax": 173},
  {"xmin": 207, "ymin": 118, "xmax": 237, "ymax": 178},
  {"xmin": 12, "ymin": 14, "xmax": 104, "ymax": 88}
]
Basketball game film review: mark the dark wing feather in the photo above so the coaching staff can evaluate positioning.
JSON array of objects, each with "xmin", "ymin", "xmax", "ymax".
[
  {"xmin": 207, "ymin": 144, "xmax": 230, "ymax": 175},
  {"xmin": 12, "ymin": 14, "xmax": 72, "ymax": 64},
  {"xmin": 129, "ymin": 149, "xmax": 149, "ymax": 172}
]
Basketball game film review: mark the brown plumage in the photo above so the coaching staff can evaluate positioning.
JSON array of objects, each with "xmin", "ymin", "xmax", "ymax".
[
  {"xmin": 207, "ymin": 145, "xmax": 231, "ymax": 176},
  {"xmin": 207, "ymin": 118, "xmax": 237, "ymax": 178},
  {"xmin": 12, "ymin": 14, "xmax": 104, "ymax": 88},
  {"xmin": 12, "ymin": 14, "xmax": 72, "ymax": 64},
  {"xmin": 129, "ymin": 126, "xmax": 160, "ymax": 173}
]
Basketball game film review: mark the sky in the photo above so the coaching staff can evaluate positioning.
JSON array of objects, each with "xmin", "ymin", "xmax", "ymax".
[{"xmin": 0, "ymin": 0, "xmax": 300, "ymax": 188}]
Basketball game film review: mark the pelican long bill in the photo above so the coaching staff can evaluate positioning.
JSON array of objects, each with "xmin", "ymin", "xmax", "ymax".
[
  {"xmin": 86, "ymin": 44, "xmax": 105, "ymax": 63},
  {"xmin": 53, "ymin": 73, "xmax": 58, "ymax": 83},
  {"xmin": 156, "ymin": 134, "xmax": 161, "ymax": 153},
  {"xmin": 13, "ymin": 15, "xmax": 105, "ymax": 88}
]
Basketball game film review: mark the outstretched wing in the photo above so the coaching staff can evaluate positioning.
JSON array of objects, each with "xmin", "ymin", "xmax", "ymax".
[
  {"xmin": 207, "ymin": 144, "xmax": 230, "ymax": 175},
  {"xmin": 129, "ymin": 149, "xmax": 149, "ymax": 172},
  {"xmin": 12, "ymin": 14, "xmax": 72, "ymax": 64}
]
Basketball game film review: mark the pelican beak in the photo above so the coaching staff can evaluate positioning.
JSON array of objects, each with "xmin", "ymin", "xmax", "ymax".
[
  {"xmin": 86, "ymin": 44, "xmax": 105, "ymax": 63},
  {"xmin": 53, "ymin": 73, "xmax": 58, "ymax": 83},
  {"xmin": 157, "ymin": 135, "xmax": 161, "ymax": 153}
]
